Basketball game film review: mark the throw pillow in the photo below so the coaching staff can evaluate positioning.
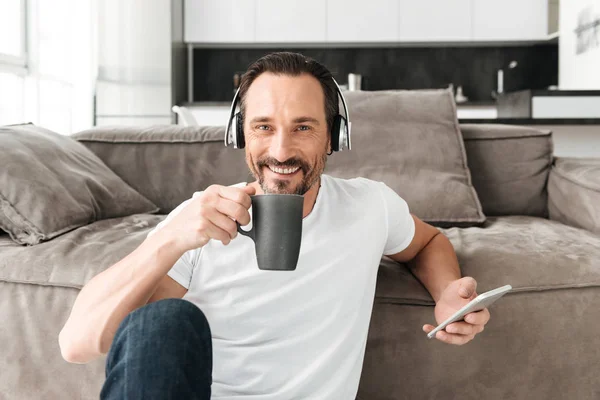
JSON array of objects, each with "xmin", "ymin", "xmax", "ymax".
[
  {"xmin": 460, "ymin": 124, "xmax": 553, "ymax": 217},
  {"xmin": 548, "ymin": 157, "xmax": 600, "ymax": 234},
  {"xmin": 0, "ymin": 124, "xmax": 159, "ymax": 245},
  {"xmin": 326, "ymin": 89, "xmax": 485, "ymax": 227}
]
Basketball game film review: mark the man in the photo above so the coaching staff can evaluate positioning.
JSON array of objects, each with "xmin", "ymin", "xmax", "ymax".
[{"xmin": 59, "ymin": 52, "xmax": 490, "ymax": 399}]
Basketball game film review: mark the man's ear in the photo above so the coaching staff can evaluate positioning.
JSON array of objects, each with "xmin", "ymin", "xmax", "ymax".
[{"xmin": 327, "ymin": 138, "xmax": 333, "ymax": 156}]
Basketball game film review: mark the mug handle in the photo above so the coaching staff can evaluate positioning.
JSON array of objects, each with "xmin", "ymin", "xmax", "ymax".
[{"xmin": 236, "ymin": 222, "xmax": 254, "ymax": 240}]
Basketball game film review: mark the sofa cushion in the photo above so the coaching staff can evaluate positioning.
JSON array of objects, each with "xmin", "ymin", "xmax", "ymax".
[
  {"xmin": 548, "ymin": 157, "xmax": 600, "ymax": 234},
  {"xmin": 326, "ymin": 89, "xmax": 485, "ymax": 227},
  {"xmin": 461, "ymin": 124, "xmax": 553, "ymax": 217},
  {"xmin": 0, "ymin": 124, "xmax": 159, "ymax": 245},
  {"xmin": 375, "ymin": 216, "xmax": 600, "ymax": 307},
  {"xmin": 0, "ymin": 214, "xmax": 164, "ymax": 287},
  {"xmin": 73, "ymin": 125, "xmax": 252, "ymax": 214}
]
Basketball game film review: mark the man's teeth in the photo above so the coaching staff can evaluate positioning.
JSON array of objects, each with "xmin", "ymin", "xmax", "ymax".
[{"xmin": 269, "ymin": 166, "xmax": 300, "ymax": 175}]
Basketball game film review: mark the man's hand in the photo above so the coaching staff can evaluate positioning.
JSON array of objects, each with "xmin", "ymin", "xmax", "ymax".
[
  {"xmin": 423, "ymin": 277, "xmax": 490, "ymax": 345},
  {"xmin": 160, "ymin": 184, "xmax": 256, "ymax": 253}
]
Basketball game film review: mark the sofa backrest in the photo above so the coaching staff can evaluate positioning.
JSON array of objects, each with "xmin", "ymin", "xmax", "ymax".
[
  {"xmin": 73, "ymin": 125, "xmax": 251, "ymax": 213},
  {"xmin": 460, "ymin": 124, "xmax": 553, "ymax": 218},
  {"xmin": 75, "ymin": 122, "xmax": 553, "ymax": 219}
]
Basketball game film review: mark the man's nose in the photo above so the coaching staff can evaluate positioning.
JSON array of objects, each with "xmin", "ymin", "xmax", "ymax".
[{"xmin": 268, "ymin": 130, "xmax": 295, "ymax": 162}]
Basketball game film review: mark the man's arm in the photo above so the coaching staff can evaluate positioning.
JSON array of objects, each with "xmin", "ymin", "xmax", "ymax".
[
  {"xmin": 388, "ymin": 214, "xmax": 490, "ymax": 345},
  {"xmin": 58, "ymin": 232, "xmax": 188, "ymax": 364},
  {"xmin": 59, "ymin": 184, "xmax": 256, "ymax": 364},
  {"xmin": 388, "ymin": 215, "xmax": 459, "ymax": 302}
]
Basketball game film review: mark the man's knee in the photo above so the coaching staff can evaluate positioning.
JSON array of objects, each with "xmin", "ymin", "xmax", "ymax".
[{"xmin": 122, "ymin": 298, "xmax": 211, "ymax": 338}]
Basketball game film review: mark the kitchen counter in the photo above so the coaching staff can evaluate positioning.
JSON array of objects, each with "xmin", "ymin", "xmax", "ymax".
[
  {"xmin": 498, "ymin": 90, "xmax": 600, "ymax": 119},
  {"xmin": 458, "ymin": 118, "xmax": 600, "ymax": 125}
]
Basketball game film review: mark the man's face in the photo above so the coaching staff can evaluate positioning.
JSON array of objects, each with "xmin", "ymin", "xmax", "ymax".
[{"xmin": 243, "ymin": 72, "xmax": 330, "ymax": 195}]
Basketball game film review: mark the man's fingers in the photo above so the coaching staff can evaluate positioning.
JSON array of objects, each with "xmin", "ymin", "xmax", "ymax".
[
  {"xmin": 423, "ymin": 324, "xmax": 435, "ymax": 333},
  {"xmin": 216, "ymin": 198, "xmax": 252, "ymax": 226},
  {"xmin": 465, "ymin": 308, "xmax": 490, "ymax": 325},
  {"xmin": 435, "ymin": 331, "xmax": 474, "ymax": 346},
  {"xmin": 201, "ymin": 219, "xmax": 234, "ymax": 245},
  {"xmin": 445, "ymin": 322, "xmax": 479, "ymax": 336},
  {"xmin": 217, "ymin": 185, "xmax": 253, "ymax": 209},
  {"xmin": 203, "ymin": 207, "xmax": 239, "ymax": 239},
  {"xmin": 458, "ymin": 276, "xmax": 477, "ymax": 299}
]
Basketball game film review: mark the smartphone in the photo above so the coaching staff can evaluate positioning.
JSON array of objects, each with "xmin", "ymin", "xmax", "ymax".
[{"xmin": 427, "ymin": 284, "xmax": 512, "ymax": 339}]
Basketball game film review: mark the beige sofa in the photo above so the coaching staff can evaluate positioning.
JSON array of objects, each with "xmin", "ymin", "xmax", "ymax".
[{"xmin": 1, "ymin": 92, "xmax": 600, "ymax": 399}]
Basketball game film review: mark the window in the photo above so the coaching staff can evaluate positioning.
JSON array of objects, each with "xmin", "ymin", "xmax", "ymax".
[
  {"xmin": 0, "ymin": 0, "xmax": 27, "ymax": 125},
  {"xmin": 0, "ymin": 0, "xmax": 94, "ymax": 133},
  {"xmin": 0, "ymin": 0, "xmax": 26, "ymax": 61},
  {"xmin": 0, "ymin": 72, "xmax": 25, "ymax": 125}
]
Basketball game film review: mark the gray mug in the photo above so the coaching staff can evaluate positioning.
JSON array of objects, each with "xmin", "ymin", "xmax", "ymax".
[{"xmin": 237, "ymin": 194, "xmax": 304, "ymax": 271}]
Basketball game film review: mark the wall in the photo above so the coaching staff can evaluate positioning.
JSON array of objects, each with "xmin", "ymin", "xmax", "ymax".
[
  {"xmin": 192, "ymin": 45, "xmax": 558, "ymax": 102},
  {"xmin": 559, "ymin": 0, "xmax": 600, "ymax": 89}
]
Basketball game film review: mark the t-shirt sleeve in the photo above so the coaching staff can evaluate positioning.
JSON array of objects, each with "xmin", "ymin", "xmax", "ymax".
[
  {"xmin": 146, "ymin": 195, "xmax": 199, "ymax": 290},
  {"xmin": 166, "ymin": 250, "xmax": 195, "ymax": 289},
  {"xmin": 378, "ymin": 182, "xmax": 416, "ymax": 256}
]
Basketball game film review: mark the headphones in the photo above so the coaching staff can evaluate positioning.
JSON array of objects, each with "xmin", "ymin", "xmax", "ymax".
[{"xmin": 224, "ymin": 77, "xmax": 351, "ymax": 153}]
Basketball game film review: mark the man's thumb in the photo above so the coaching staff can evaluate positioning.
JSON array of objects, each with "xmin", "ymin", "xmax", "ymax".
[{"xmin": 459, "ymin": 277, "xmax": 477, "ymax": 298}]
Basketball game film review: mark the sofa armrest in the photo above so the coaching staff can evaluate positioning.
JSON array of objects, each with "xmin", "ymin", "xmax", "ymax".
[{"xmin": 548, "ymin": 157, "xmax": 600, "ymax": 234}]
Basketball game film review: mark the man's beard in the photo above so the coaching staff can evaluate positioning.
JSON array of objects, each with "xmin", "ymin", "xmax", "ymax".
[{"xmin": 248, "ymin": 152, "xmax": 327, "ymax": 195}]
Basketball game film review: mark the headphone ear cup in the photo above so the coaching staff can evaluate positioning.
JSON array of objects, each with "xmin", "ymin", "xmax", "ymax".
[
  {"xmin": 338, "ymin": 115, "xmax": 349, "ymax": 151},
  {"xmin": 330, "ymin": 115, "xmax": 342, "ymax": 152},
  {"xmin": 235, "ymin": 112, "xmax": 245, "ymax": 149}
]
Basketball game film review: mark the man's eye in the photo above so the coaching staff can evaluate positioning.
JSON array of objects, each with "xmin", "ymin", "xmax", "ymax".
[
  {"xmin": 257, "ymin": 125, "xmax": 270, "ymax": 130},
  {"xmin": 297, "ymin": 125, "xmax": 310, "ymax": 131}
]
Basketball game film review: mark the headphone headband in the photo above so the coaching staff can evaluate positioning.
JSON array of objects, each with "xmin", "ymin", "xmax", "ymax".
[
  {"xmin": 224, "ymin": 85, "xmax": 242, "ymax": 148},
  {"xmin": 225, "ymin": 76, "xmax": 351, "ymax": 152}
]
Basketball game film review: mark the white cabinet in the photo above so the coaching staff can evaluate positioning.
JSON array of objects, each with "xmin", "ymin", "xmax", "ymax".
[
  {"xmin": 184, "ymin": 0, "xmax": 256, "ymax": 43},
  {"xmin": 183, "ymin": 0, "xmax": 553, "ymax": 44},
  {"xmin": 398, "ymin": 0, "xmax": 472, "ymax": 41},
  {"xmin": 255, "ymin": 0, "xmax": 326, "ymax": 42},
  {"xmin": 472, "ymin": 0, "xmax": 548, "ymax": 41},
  {"xmin": 327, "ymin": 0, "xmax": 399, "ymax": 42}
]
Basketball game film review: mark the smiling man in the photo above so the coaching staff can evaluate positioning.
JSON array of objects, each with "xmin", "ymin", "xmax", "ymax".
[{"xmin": 59, "ymin": 52, "xmax": 490, "ymax": 400}]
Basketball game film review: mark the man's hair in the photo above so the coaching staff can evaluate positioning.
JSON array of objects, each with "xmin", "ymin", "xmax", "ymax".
[{"xmin": 237, "ymin": 52, "xmax": 339, "ymax": 134}]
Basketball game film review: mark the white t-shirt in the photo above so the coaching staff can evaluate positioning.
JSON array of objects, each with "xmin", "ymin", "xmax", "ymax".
[{"xmin": 148, "ymin": 174, "xmax": 415, "ymax": 399}]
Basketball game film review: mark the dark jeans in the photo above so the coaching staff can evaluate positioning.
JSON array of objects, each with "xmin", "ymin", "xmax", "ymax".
[{"xmin": 101, "ymin": 298, "xmax": 213, "ymax": 400}]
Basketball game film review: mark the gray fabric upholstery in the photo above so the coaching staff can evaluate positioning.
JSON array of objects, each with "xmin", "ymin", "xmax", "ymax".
[
  {"xmin": 0, "ymin": 214, "xmax": 163, "ymax": 399},
  {"xmin": 361, "ymin": 287, "xmax": 600, "ymax": 400},
  {"xmin": 73, "ymin": 125, "xmax": 252, "ymax": 214},
  {"xmin": 460, "ymin": 124, "xmax": 553, "ymax": 217},
  {"xmin": 0, "ymin": 214, "xmax": 163, "ymax": 287},
  {"xmin": 548, "ymin": 157, "xmax": 600, "ymax": 234},
  {"xmin": 0, "ymin": 283, "xmax": 105, "ymax": 400},
  {"xmin": 0, "ymin": 124, "xmax": 158, "ymax": 245},
  {"xmin": 360, "ymin": 216, "xmax": 600, "ymax": 399},
  {"xmin": 326, "ymin": 89, "xmax": 485, "ymax": 227}
]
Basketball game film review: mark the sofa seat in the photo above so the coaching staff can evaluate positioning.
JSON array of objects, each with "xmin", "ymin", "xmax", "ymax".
[
  {"xmin": 0, "ymin": 214, "xmax": 165, "ymax": 288},
  {"xmin": 361, "ymin": 216, "xmax": 600, "ymax": 400},
  {"xmin": 0, "ymin": 214, "xmax": 165, "ymax": 400},
  {"xmin": 376, "ymin": 215, "xmax": 600, "ymax": 306},
  {"xmin": 2, "ymin": 214, "xmax": 600, "ymax": 399}
]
